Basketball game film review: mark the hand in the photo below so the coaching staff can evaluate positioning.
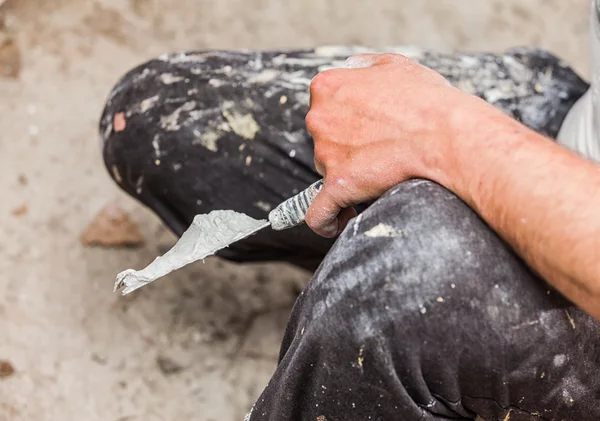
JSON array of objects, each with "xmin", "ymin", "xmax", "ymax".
[{"xmin": 305, "ymin": 53, "xmax": 489, "ymax": 237}]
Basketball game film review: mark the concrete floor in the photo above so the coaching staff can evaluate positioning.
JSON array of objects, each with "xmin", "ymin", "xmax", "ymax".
[{"xmin": 0, "ymin": 0, "xmax": 591, "ymax": 419}]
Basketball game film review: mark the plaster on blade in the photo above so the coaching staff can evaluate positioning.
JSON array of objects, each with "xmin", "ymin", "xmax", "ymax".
[{"xmin": 114, "ymin": 210, "xmax": 268, "ymax": 295}]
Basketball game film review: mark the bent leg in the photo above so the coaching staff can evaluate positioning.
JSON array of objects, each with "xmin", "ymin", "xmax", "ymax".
[
  {"xmin": 247, "ymin": 180, "xmax": 600, "ymax": 421},
  {"xmin": 99, "ymin": 48, "xmax": 588, "ymax": 269}
]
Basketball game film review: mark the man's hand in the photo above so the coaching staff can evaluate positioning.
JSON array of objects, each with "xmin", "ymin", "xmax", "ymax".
[
  {"xmin": 305, "ymin": 53, "xmax": 600, "ymax": 320},
  {"xmin": 305, "ymin": 53, "xmax": 484, "ymax": 237}
]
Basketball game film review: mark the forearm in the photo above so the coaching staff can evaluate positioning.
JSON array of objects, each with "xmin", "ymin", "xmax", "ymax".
[{"xmin": 442, "ymin": 99, "xmax": 600, "ymax": 319}]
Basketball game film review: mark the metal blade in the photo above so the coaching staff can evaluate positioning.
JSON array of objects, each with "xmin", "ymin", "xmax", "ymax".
[{"xmin": 114, "ymin": 210, "xmax": 269, "ymax": 295}]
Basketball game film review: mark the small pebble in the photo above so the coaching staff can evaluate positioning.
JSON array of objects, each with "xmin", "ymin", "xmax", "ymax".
[
  {"xmin": 0, "ymin": 360, "xmax": 15, "ymax": 378},
  {"xmin": 12, "ymin": 204, "xmax": 27, "ymax": 217},
  {"xmin": 156, "ymin": 355, "xmax": 184, "ymax": 375}
]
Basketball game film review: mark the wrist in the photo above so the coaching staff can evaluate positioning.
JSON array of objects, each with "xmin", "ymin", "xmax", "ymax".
[{"xmin": 426, "ymin": 93, "xmax": 526, "ymax": 206}]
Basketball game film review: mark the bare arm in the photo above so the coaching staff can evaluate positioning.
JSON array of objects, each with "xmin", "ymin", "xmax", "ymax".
[
  {"xmin": 304, "ymin": 53, "xmax": 600, "ymax": 319},
  {"xmin": 449, "ymin": 107, "xmax": 600, "ymax": 319}
]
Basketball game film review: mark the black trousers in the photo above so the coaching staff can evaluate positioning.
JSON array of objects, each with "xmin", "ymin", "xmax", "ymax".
[{"xmin": 100, "ymin": 47, "xmax": 600, "ymax": 420}]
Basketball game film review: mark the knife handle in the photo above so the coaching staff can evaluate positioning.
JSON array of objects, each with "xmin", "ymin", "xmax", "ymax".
[{"xmin": 268, "ymin": 179, "xmax": 324, "ymax": 231}]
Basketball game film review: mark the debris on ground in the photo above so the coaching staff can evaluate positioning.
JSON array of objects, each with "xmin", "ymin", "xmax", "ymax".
[
  {"xmin": 0, "ymin": 360, "xmax": 15, "ymax": 378},
  {"xmin": 0, "ymin": 3, "xmax": 20, "ymax": 79},
  {"xmin": 81, "ymin": 204, "xmax": 145, "ymax": 247},
  {"xmin": 11, "ymin": 204, "xmax": 27, "ymax": 217},
  {"xmin": 156, "ymin": 355, "xmax": 184, "ymax": 375}
]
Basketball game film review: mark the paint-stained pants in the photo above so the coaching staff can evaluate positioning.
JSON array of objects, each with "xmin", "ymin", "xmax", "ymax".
[{"xmin": 100, "ymin": 48, "xmax": 600, "ymax": 420}]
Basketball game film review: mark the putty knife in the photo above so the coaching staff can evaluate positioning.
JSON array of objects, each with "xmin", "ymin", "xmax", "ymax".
[{"xmin": 114, "ymin": 179, "xmax": 324, "ymax": 295}]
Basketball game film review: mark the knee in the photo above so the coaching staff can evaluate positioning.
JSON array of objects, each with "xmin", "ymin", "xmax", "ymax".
[
  {"xmin": 290, "ymin": 180, "xmax": 537, "ymax": 345},
  {"xmin": 99, "ymin": 57, "xmax": 168, "ymax": 189},
  {"xmin": 98, "ymin": 52, "xmax": 229, "ymax": 191}
]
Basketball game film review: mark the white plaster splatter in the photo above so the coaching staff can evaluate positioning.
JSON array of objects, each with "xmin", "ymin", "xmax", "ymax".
[
  {"xmin": 152, "ymin": 135, "xmax": 161, "ymax": 157},
  {"xmin": 554, "ymin": 354, "xmax": 567, "ymax": 367},
  {"xmin": 254, "ymin": 201, "xmax": 272, "ymax": 212},
  {"xmin": 353, "ymin": 214, "xmax": 363, "ymax": 237},
  {"xmin": 140, "ymin": 95, "xmax": 160, "ymax": 112},
  {"xmin": 208, "ymin": 78, "xmax": 225, "ymax": 87},
  {"xmin": 222, "ymin": 102, "xmax": 260, "ymax": 140},
  {"xmin": 192, "ymin": 129, "xmax": 219, "ymax": 152},
  {"xmin": 364, "ymin": 224, "xmax": 404, "ymax": 238},
  {"xmin": 249, "ymin": 69, "xmax": 280, "ymax": 84},
  {"xmin": 160, "ymin": 73, "xmax": 185, "ymax": 84},
  {"xmin": 160, "ymin": 101, "xmax": 197, "ymax": 131}
]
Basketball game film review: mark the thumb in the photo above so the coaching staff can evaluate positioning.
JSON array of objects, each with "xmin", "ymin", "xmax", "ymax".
[{"xmin": 306, "ymin": 187, "xmax": 343, "ymax": 238}]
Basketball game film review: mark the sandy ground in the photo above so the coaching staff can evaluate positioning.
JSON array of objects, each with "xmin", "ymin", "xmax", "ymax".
[{"xmin": 0, "ymin": 0, "xmax": 592, "ymax": 420}]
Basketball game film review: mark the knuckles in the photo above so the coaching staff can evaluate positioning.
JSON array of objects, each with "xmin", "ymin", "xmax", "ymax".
[
  {"xmin": 305, "ymin": 109, "xmax": 326, "ymax": 136},
  {"xmin": 376, "ymin": 53, "xmax": 408, "ymax": 65},
  {"xmin": 310, "ymin": 69, "xmax": 341, "ymax": 97},
  {"xmin": 313, "ymin": 142, "xmax": 333, "ymax": 167}
]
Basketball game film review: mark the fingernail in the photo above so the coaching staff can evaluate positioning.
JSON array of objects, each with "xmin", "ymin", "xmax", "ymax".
[{"xmin": 321, "ymin": 221, "xmax": 339, "ymax": 238}]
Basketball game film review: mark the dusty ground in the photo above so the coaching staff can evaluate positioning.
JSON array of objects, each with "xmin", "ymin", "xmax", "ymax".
[{"xmin": 0, "ymin": 0, "xmax": 592, "ymax": 420}]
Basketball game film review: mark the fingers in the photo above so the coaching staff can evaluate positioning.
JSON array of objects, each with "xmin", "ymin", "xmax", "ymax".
[
  {"xmin": 305, "ymin": 187, "xmax": 343, "ymax": 238},
  {"xmin": 314, "ymin": 157, "xmax": 326, "ymax": 177},
  {"xmin": 305, "ymin": 180, "xmax": 358, "ymax": 238},
  {"xmin": 338, "ymin": 206, "xmax": 358, "ymax": 232}
]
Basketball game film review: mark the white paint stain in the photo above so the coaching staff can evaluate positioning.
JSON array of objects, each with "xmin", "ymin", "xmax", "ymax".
[
  {"xmin": 249, "ymin": 69, "xmax": 280, "ymax": 84},
  {"xmin": 364, "ymin": 224, "xmax": 403, "ymax": 238},
  {"xmin": 152, "ymin": 135, "xmax": 161, "ymax": 157},
  {"xmin": 208, "ymin": 78, "xmax": 225, "ymax": 87},
  {"xmin": 289, "ymin": 149, "xmax": 296, "ymax": 158},
  {"xmin": 245, "ymin": 156, "xmax": 252, "ymax": 166},
  {"xmin": 283, "ymin": 131, "xmax": 304, "ymax": 143},
  {"xmin": 217, "ymin": 121, "xmax": 232, "ymax": 132},
  {"xmin": 562, "ymin": 389, "xmax": 574, "ymax": 404},
  {"xmin": 353, "ymin": 214, "xmax": 363, "ymax": 237},
  {"xmin": 554, "ymin": 354, "xmax": 567, "ymax": 367},
  {"xmin": 222, "ymin": 102, "xmax": 260, "ymax": 140},
  {"xmin": 160, "ymin": 101, "xmax": 197, "ymax": 131},
  {"xmin": 136, "ymin": 176, "xmax": 144, "ymax": 195},
  {"xmin": 160, "ymin": 73, "xmax": 185, "ymax": 84},
  {"xmin": 140, "ymin": 95, "xmax": 160, "ymax": 112},
  {"xmin": 254, "ymin": 201, "xmax": 272, "ymax": 212},
  {"xmin": 193, "ymin": 129, "xmax": 219, "ymax": 152}
]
